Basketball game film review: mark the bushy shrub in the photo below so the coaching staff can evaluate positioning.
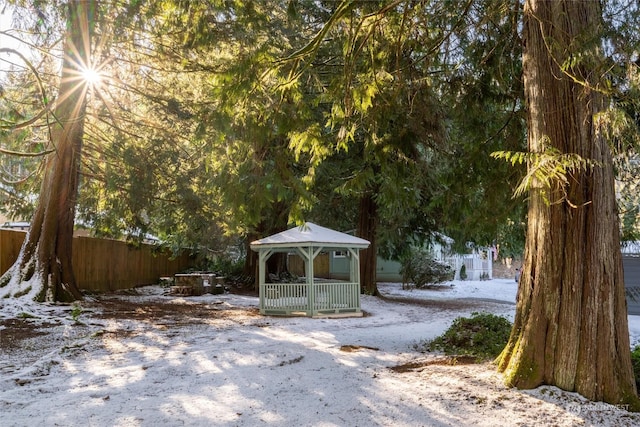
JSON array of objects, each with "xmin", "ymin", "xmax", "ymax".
[
  {"xmin": 208, "ymin": 256, "xmax": 244, "ymax": 277},
  {"xmin": 400, "ymin": 250, "xmax": 454, "ymax": 288},
  {"xmin": 632, "ymin": 345, "xmax": 640, "ymax": 390},
  {"xmin": 460, "ymin": 264, "xmax": 467, "ymax": 280},
  {"xmin": 423, "ymin": 312, "xmax": 513, "ymax": 360}
]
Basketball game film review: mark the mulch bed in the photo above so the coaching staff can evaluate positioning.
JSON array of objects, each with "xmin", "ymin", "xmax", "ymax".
[
  {"xmin": 0, "ymin": 318, "xmax": 53, "ymax": 350},
  {"xmin": 390, "ymin": 355, "xmax": 480, "ymax": 373}
]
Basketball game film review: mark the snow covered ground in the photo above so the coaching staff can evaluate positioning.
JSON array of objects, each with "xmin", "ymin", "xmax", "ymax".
[{"xmin": 1, "ymin": 278, "xmax": 639, "ymax": 426}]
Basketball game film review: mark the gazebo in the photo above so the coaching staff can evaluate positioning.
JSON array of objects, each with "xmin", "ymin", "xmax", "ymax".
[{"xmin": 250, "ymin": 222, "xmax": 370, "ymax": 318}]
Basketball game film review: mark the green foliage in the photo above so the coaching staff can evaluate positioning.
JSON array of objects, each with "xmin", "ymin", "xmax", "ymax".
[
  {"xmin": 78, "ymin": 1, "xmax": 304, "ymax": 252},
  {"xmin": 400, "ymin": 249, "xmax": 453, "ymax": 288},
  {"xmin": 207, "ymin": 256, "xmax": 244, "ymax": 278},
  {"xmin": 422, "ymin": 312, "xmax": 513, "ymax": 361},
  {"xmin": 71, "ymin": 303, "xmax": 82, "ymax": 323},
  {"xmin": 606, "ymin": 86, "xmax": 640, "ymax": 241},
  {"xmin": 459, "ymin": 264, "xmax": 467, "ymax": 281},
  {"xmin": 288, "ymin": 1, "xmax": 463, "ymax": 257},
  {"xmin": 632, "ymin": 345, "xmax": 640, "ymax": 390},
  {"xmin": 491, "ymin": 141, "xmax": 601, "ymax": 206},
  {"xmin": 0, "ymin": 34, "xmax": 59, "ymax": 221},
  {"xmin": 426, "ymin": 0, "xmax": 527, "ymax": 253},
  {"xmin": 494, "ymin": 214, "xmax": 526, "ymax": 259},
  {"xmin": 17, "ymin": 312, "xmax": 38, "ymax": 319},
  {"xmin": 1, "ymin": 0, "xmax": 530, "ymax": 279}
]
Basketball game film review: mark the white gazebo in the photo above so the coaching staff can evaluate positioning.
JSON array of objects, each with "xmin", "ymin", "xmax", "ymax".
[{"xmin": 250, "ymin": 222, "xmax": 370, "ymax": 318}]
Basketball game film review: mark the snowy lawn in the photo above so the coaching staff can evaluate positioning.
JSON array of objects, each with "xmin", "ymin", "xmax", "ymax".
[{"xmin": 1, "ymin": 278, "xmax": 639, "ymax": 426}]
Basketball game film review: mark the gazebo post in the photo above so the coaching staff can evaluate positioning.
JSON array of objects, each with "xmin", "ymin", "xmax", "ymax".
[
  {"xmin": 349, "ymin": 248, "xmax": 360, "ymax": 284},
  {"xmin": 258, "ymin": 248, "xmax": 273, "ymax": 314},
  {"xmin": 306, "ymin": 246, "xmax": 315, "ymax": 316},
  {"xmin": 349, "ymin": 248, "xmax": 361, "ymax": 310}
]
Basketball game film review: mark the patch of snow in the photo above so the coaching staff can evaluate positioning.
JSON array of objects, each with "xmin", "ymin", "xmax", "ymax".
[{"xmin": 0, "ymin": 279, "xmax": 639, "ymax": 426}]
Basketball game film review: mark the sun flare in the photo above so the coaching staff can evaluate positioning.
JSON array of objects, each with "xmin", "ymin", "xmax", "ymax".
[{"xmin": 81, "ymin": 66, "xmax": 102, "ymax": 86}]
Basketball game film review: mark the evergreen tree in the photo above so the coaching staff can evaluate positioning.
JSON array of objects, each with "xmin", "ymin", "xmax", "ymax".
[
  {"xmin": 0, "ymin": 0, "xmax": 93, "ymax": 301},
  {"xmin": 280, "ymin": 0, "xmax": 526, "ymax": 293},
  {"xmin": 496, "ymin": 0, "xmax": 639, "ymax": 408}
]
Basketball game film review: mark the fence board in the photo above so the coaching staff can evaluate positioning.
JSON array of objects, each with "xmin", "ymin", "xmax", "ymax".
[
  {"xmin": 0, "ymin": 229, "xmax": 194, "ymax": 292},
  {"xmin": 0, "ymin": 229, "xmax": 26, "ymax": 275}
]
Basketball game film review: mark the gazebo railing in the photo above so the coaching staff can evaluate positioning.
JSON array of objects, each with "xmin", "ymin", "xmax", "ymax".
[
  {"xmin": 260, "ymin": 281, "xmax": 360, "ymax": 316},
  {"xmin": 262, "ymin": 283, "xmax": 309, "ymax": 313},
  {"xmin": 313, "ymin": 282, "xmax": 360, "ymax": 312}
]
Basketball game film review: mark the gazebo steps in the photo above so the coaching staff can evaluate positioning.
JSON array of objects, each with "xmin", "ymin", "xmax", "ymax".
[{"xmin": 311, "ymin": 311, "xmax": 364, "ymax": 319}]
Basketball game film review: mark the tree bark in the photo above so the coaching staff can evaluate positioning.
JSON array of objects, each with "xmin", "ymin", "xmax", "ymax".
[
  {"xmin": 244, "ymin": 231, "xmax": 261, "ymax": 290},
  {"xmin": 497, "ymin": 0, "xmax": 639, "ymax": 409},
  {"xmin": 244, "ymin": 233, "xmax": 289, "ymax": 290},
  {"xmin": 244, "ymin": 202, "xmax": 290, "ymax": 290},
  {"xmin": 357, "ymin": 192, "xmax": 379, "ymax": 296},
  {"xmin": 0, "ymin": 0, "xmax": 93, "ymax": 302}
]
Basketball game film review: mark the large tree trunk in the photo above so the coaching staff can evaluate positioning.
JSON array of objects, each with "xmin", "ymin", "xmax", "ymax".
[
  {"xmin": 244, "ymin": 237, "xmax": 288, "ymax": 291},
  {"xmin": 357, "ymin": 193, "xmax": 378, "ymax": 296},
  {"xmin": 243, "ymin": 232, "xmax": 260, "ymax": 289},
  {"xmin": 244, "ymin": 202, "xmax": 290, "ymax": 290},
  {"xmin": 0, "ymin": 0, "xmax": 92, "ymax": 302},
  {"xmin": 497, "ymin": 0, "xmax": 639, "ymax": 409}
]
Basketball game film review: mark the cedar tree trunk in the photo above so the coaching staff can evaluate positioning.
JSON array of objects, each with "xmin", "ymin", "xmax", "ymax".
[
  {"xmin": 497, "ymin": 0, "xmax": 639, "ymax": 409},
  {"xmin": 357, "ymin": 192, "xmax": 379, "ymax": 295},
  {"xmin": 0, "ymin": 0, "xmax": 93, "ymax": 302},
  {"xmin": 245, "ymin": 232, "xmax": 289, "ymax": 290},
  {"xmin": 245, "ymin": 204, "xmax": 289, "ymax": 290}
]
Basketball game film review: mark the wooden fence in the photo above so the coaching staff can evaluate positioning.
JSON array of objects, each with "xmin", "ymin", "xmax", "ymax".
[{"xmin": 0, "ymin": 229, "xmax": 195, "ymax": 292}]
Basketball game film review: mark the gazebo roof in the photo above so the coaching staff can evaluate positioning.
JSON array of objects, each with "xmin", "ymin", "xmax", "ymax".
[{"xmin": 250, "ymin": 222, "xmax": 370, "ymax": 251}]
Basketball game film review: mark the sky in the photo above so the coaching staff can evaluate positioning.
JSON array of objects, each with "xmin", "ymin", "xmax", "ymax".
[
  {"xmin": 1, "ymin": 7, "xmax": 21, "ymax": 78},
  {"xmin": 0, "ymin": 7, "xmax": 16, "ymax": 49},
  {"xmin": 0, "ymin": 5, "xmax": 39, "ymax": 80}
]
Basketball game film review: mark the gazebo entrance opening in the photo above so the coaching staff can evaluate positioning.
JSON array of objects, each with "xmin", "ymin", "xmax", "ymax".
[{"xmin": 250, "ymin": 223, "xmax": 370, "ymax": 318}]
